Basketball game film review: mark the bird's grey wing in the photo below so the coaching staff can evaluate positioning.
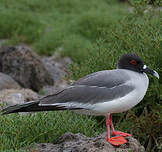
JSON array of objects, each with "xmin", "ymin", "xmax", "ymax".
[
  {"xmin": 39, "ymin": 84, "xmax": 134, "ymax": 108},
  {"xmin": 72, "ymin": 69, "xmax": 131, "ymax": 88}
]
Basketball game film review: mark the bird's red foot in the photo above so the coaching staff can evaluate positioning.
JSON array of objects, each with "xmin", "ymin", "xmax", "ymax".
[
  {"xmin": 112, "ymin": 131, "xmax": 132, "ymax": 137},
  {"xmin": 107, "ymin": 136, "xmax": 127, "ymax": 146}
]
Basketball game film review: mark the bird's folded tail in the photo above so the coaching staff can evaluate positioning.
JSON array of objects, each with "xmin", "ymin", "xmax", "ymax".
[
  {"xmin": 1, "ymin": 100, "xmax": 83, "ymax": 115},
  {"xmin": 1, "ymin": 101, "xmax": 40, "ymax": 115}
]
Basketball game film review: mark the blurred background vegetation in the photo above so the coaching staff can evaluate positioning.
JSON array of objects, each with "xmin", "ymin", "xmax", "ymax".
[{"xmin": 0, "ymin": 0, "xmax": 161, "ymax": 151}]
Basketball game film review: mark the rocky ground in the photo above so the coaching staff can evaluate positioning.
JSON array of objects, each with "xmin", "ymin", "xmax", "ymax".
[
  {"xmin": 0, "ymin": 45, "xmax": 71, "ymax": 106},
  {"xmin": 25, "ymin": 132, "xmax": 145, "ymax": 152},
  {"xmin": 0, "ymin": 45, "xmax": 145, "ymax": 152}
]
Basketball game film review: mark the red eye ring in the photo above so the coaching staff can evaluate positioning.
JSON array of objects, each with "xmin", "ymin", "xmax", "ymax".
[{"xmin": 130, "ymin": 60, "xmax": 137, "ymax": 65}]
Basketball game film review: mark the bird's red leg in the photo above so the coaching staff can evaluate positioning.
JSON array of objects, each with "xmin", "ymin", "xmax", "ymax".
[
  {"xmin": 110, "ymin": 114, "xmax": 115, "ymax": 132},
  {"xmin": 110, "ymin": 114, "xmax": 132, "ymax": 137},
  {"xmin": 106, "ymin": 115, "xmax": 127, "ymax": 146},
  {"xmin": 106, "ymin": 115, "xmax": 111, "ymax": 141}
]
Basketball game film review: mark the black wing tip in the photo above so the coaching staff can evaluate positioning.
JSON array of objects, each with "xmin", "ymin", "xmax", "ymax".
[
  {"xmin": 1, "ymin": 105, "xmax": 18, "ymax": 115},
  {"xmin": 1, "ymin": 101, "xmax": 85, "ymax": 115},
  {"xmin": 1, "ymin": 101, "xmax": 39, "ymax": 115},
  {"xmin": 1, "ymin": 111, "xmax": 10, "ymax": 115},
  {"xmin": 1, "ymin": 108, "xmax": 10, "ymax": 115}
]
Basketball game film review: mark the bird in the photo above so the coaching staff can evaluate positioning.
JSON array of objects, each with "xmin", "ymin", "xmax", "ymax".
[{"xmin": 1, "ymin": 53, "xmax": 159, "ymax": 146}]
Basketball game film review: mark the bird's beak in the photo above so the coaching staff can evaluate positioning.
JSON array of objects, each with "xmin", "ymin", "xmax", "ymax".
[{"xmin": 142, "ymin": 65, "xmax": 159, "ymax": 79}]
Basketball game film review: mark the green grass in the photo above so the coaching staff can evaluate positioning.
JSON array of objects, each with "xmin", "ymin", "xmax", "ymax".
[
  {"xmin": 0, "ymin": 0, "xmax": 127, "ymax": 57},
  {"xmin": 0, "ymin": 110, "xmax": 105, "ymax": 151}
]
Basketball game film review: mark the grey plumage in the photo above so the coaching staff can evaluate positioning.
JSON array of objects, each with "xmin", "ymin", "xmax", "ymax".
[
  {"xmin": 73, "ymin": 70, "xmax": 130, "ymax": 88},
  {"xmin": 40, "ymin": 84, "xmax": 134, "ymax": 105},
  {"xmin": 39, "ymin": 69, "xmax": 134, "ymax": 105},
  {"xmin": 2, "ymin": 69, "xmax": 133, "ymax": 115}
]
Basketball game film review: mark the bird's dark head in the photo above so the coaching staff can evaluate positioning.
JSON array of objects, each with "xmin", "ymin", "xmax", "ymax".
[{"xmin": 118, "ymin": 53, "xmax": 159, "ymax": 79}]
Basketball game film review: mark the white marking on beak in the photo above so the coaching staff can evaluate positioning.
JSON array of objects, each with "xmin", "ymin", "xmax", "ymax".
[
  {"xmin": 143, "ymin": 65, "xmax": 147, "ymax": 69},
  {"xmin": 153, "ymin": 70, "xmax": 159, "ymax": 79}
]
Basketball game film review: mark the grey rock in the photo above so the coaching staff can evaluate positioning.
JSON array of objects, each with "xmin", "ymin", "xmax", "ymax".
[
  {"xmin": 0, "ymin": 89, "xmax": 38, "ymax": 106},
  {"xmin": 26, "ymin": 132, "xmax": 145, "ymax": 152},
  {"xmin": 0, "ymin": 72, "xmax": 21, "ymax": 90},
  {"xmin": 41, "ymin": 53, "xmax": 72, "ymax": 83},
  {"xmin": 0, "ymin": 39, "xmax": 7, "ymax": 46},
  {"xmin": 0, "ymin": 45, "xmax": 54, "ymax": 91},
  {"xmin": 40, "ymin": 53, "xmax": 72, "ymax": 96},
  {"xmin": 40, "ymin": 80, "xmax": 69, "ymax": 96}
]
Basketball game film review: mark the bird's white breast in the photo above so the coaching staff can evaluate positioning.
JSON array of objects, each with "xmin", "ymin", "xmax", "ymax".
[{"xmin": 92, "ymin": 70, "xmax": 149, "ymax": 115}]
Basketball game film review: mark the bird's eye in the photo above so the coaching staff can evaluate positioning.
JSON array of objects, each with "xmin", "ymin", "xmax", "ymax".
[{"xmin": 130, "ymin": 60, "xmax": 137, "ymax": 65}]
